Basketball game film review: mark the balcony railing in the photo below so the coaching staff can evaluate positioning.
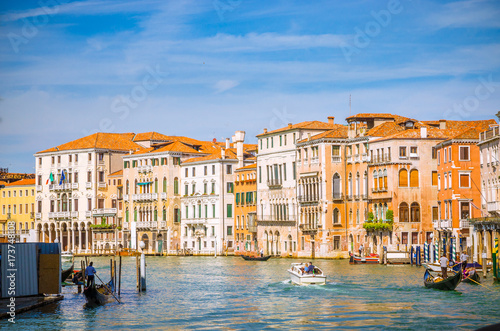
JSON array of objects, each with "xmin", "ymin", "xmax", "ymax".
[
  {"xmin": 459, "ymin": 219, "xmax": 470, "ymax": 228},
  {"xmin": 346, "ymin": 155, "xmax": 352, "ymax": 163},
  {"xmin": 361, "ymin": 153, "xmax": 368, "ymax": 162},
  {"xmin": 299, "ymin": 223, "xmax": 321, "ymax": 234},
  {"xmin": 136, "ymin": 221, "xmax": 158, "ymax": 229},
  {"xmin": 371, "ymin": 187, "xmax": 388, "ymax": 193},
  {"xmin": 132, "ymin": 193, "xmax": 154, "ymax": 201},
  {"xmin": 354, "ymin": 154, "xmax": 360, "ymax": 162},
  {"xmin": 479, "ymin": 126, "xmax": 499, "ymax": 142},
  {"xmin": 369, "ymin": 154, "xmax": 391, "ymax": 164},
  {"xmin": 86, "ymin": 182, "xmax": 92, "ymax": 189},
  {"xmin": 433, "ymin": 219, "xmax": 452, "ymax": 229},
  {"xmin": 487, "ymin": 201, "xmax": 499, "ymax": 213},
  {"xmin": 331, "ymin": 155, "xmax": 341, "ymax": 163},
  {"xmin": 298, "ymin": 195, "xmax": 319, "ymax": 204},
  {"xmin": 48, "ymin": 211, "xmax": 70, "ymax": 219},
  {"xmin": 152, "ymin": 193, "xmax": 158, "ymax": 200},
  {"xmin": 71, "ymin": 183, "xmax": 79, "ymax": 189},
  {"xmin": 98, "ymin": 182, "xmax": 107, "ymax": 189},
  {"xmin": 267, "ymin": 179, "xmax": 282, "ymax": 189},
  {"xmin": 160, "ymin": 221, "xmax": 167, "ymax": 228},
  {"xmin": 123, "ymin": 222, "xmax": 129, "ymax": 230},
  {"xmin": 35, "ymin": 213, "xmax": 42, "ymax": 219},
  {"xmin": 36, "ymin": 185, "xmax": 42, "ymax": 192},
  {"xmin": 93, "ymin": 208, "xmax": 117, "ymax": 216},
  {"xmin": 85, "ymin": 211, "xmax": 92, "ymax": 218},
  {"xmin": 160, "ymin": 192, "xmax": 167, "ymax": 200},
  {"xmin": 124, "ymin": 194, "xmax": 129, "ymax": 201},
  {"xmin": 311, "ymin": 156, "xmax": 319, "ymax": 164}
]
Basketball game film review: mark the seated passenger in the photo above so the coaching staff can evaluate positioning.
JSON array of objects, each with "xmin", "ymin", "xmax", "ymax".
[{"xmin": 306, "ymin": 262, "xmax": 314, "ymax": 274}]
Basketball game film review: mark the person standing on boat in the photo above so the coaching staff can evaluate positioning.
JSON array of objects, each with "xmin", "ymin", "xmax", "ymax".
[
  {"xmin": 260, "ymin": 248, "xmax": 264, "ymax": 257},
  {"xmin": 440, "ymin": 254, "xmax": 449, "ymax": 279},
  {"xmin": 85, "ymin": 262, "xmax": 97, "ymax": 287},
  {"xmin": 359, "ymin": 244, "xmax": 363, "ymax": 257},
  {"xmin": 460, "ymin": 251, "xmax": 469, "ymax": 270}
]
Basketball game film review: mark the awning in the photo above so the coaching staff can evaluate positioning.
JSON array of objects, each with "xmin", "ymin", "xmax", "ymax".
[{"xmin": 137, "ymin": 181, "xmax": 152, "ymax": 186}]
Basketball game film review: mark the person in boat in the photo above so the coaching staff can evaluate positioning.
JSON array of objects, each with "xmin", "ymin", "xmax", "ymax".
[
  {"xmin": 440, "ymin": 254, "xmax": 449, "ymax": 279},
  {"xmin": 359, "ymin": 244, "xmax": 363, "ymax": 257},
  {"xmin": 72, "ymin": 272, "xmax": 84, "ymax": 285},
  {"xmin": 460, "ymin": 251, "xmax": 469, "ymax": 270},
  {"xmin": 306, "ymin": 262, "xmax": 315, "ymax": 274},
  {"xmin": 260, "ymin": 248, "xmax": 264, "ymax": 257},
  {"xmin": 85, "ymin": 262, "xmax": 97, "ymax": 288}
]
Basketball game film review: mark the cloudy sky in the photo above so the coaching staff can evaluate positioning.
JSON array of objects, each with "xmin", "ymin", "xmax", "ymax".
[{"xmin": 1, "ymin": 0, "xmax": 499, "ymax": 173}]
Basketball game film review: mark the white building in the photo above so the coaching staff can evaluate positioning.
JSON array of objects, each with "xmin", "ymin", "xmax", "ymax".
[{"xmin": 256, "ymin": 118, "xmax": 338, "ymax": 257}]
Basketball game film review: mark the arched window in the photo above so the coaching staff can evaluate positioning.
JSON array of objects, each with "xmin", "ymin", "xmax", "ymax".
[
  {"xmin": 399, "ymin": 169, "xmax": 408, "ymax": 187},
  {"xmin": 126, "ymin": 180, "xmax": 129, "ymax": 194},
  {"xmin": 333, "ymin": 208, "xmax": 340, "ymax": 224},
  {"xmin": 356, "ymin": 209, "xmax": 359, "ymax": 224},
  {"xmin": 356, "ymin": 172, "xmax": 360, "ymax": 196},
  {"xmin": 174, "ymin": 177, "xmax": 179, "ymax": 195},
  {"xmin": 399, "ymin": 202, "xmax": 409, "ymax": 222},
  {"xmin": 134, "ymin": 179, "xmax": 138, "ymax": 194},
  {"xmin": 383, "ymin": 169, "xmax": 388, "ymax": 189},
  {"xmin": 411, "ymin": 202, "xmax": 420, "ymax": 222},
  {"xmin": 163, "ymin": 208, "xmax": 166, "ymax": 221},
  {"xmin": 154, "ymin": 209, "xmax": 158, "ymax": 222},
  {"xmin": 364, "ymin": 171, "xmax": 368, "ymax": 196},
  {"xmin": 163, "ymin": 177, "xmax": 167, "ymax": 192},
  {"xmin": 154, "ymin": 178, "xmax": 158, "ymax": 193},
  {"xmin": 377, "ymin": 170, "xmax": 382, "ymax": 189},
  {"xmin": 332, "ymin": 173, "xmax": 341, "ymax": 199},
  {"xmin": 373, "ymin": 170, "xmax": 378, "ymax": 190},
  {"xmin": 349, "ymin": 208, "xmax": 353, "ymax": 225},
  {"xmin": 61, "ymin": 194, "xmax": 68, "ymax": 212},
  {"xmin": 126, "ymin": 208, "xmax": 129, "ymax": 222},
  {"xmin": 134, "ymin": 208, "xmax": 137, "ymax": 221},
  {"xmin": 348, "ymin": 173, "xmax": 353, "ymax": 196},
  {"xmin": 410, "ymin": 169, "xmax": 419, "ymax": 187}
]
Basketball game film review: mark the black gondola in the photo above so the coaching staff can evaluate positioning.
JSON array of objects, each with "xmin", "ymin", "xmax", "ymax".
[
  {"xmin": 61, "ymin": 263, "xmax": 74, "ymax": 282},
  {"xmin": 463, "ymin": 271, "xmax": 480, "ymax": 284},
  {"xmin": 241, "ymin": 255, "xmax": 271, "ymax": 261},
  {"xmin": 424, "ymin": 267, "xmax": 462, "ymax": 291},
  {"xmin": 83, "ymin": 280, "xmax": 113, "ymax": 307}
]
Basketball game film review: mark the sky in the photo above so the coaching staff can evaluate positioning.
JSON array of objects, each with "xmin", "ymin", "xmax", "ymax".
[{"xmin": 1, "ymin": 0, "xmax": 499, "ymax": 173}]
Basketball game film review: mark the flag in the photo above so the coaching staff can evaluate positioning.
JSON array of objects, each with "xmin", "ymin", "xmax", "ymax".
[
  {"xmin": 46, "ymin": 172, "xmax": 54, "ymax": 185},
  {"xmin": 59, "ymin": 170, "xmax": 66, "ymax": 185}
]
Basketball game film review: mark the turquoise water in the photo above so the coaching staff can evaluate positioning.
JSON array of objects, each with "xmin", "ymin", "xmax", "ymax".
[{"xmin": 5, "ymin": 257, "xmax": 500, "ymax": 330}]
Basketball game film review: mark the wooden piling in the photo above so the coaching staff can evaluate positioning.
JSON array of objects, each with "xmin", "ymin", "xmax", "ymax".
[
  {"xmin": 136, "ymin": 256, "xmax": 140, "ymax": 291},
  {"xmin": 118, "ymin": 256, "xmax": 122, "ymax": 296},
  {"xmin": 113, "ymin": 258, "xmax": 117, "ymax": 293}
]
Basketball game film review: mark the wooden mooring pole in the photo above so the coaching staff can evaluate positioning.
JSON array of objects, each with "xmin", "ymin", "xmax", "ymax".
[{"xmin": 118, "ymin": 256, "xmax": 122, "ymax": 296}]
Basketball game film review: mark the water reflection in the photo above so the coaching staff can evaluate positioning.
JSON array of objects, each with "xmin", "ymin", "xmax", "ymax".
[{"xmin": 14, "ymin": 257, "xmax": 500, "ymax": 330}]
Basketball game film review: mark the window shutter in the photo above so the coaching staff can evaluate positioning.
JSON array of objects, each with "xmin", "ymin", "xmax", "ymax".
[
  {"xmin": 399, "ymin": 169, "xmax": 408, "ymax": 187},
  {"xmin": 410, "ymin": 169, "xmax": 419, "ymax": 187},
  {"xmin": 432, "ymin": 171, "xmax": 438, "ymax": 186},
  {"xmin": 460, "ymin": 174, "xmax": 469, "ymax": 187}
]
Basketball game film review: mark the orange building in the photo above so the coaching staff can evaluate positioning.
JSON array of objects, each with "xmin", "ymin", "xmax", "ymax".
[
  {"xmin": 435, "ymin": 120, "xmax": 495, "ymax": 256},
  {"xmin": 234, "ymin": 164, "xmax": 257, "ymax": 254}
]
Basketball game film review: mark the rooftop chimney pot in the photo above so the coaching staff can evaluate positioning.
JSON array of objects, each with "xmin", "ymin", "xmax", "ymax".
[
  {"xmin": 328, "ymin": 116, "xmax": 335, "ymax": 124},
  {"xmin": 439, "ymin": 119, "xmax": 446, "ymax": 130}
]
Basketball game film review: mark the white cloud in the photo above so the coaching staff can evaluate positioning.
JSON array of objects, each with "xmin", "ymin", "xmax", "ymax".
[
  {"xmin": 214, "ymin": 80, "xmax": 239, "ymax": 93},
  {"xmin": 427, "ymin": 0, "xmax": 500, "ymax": 29}
]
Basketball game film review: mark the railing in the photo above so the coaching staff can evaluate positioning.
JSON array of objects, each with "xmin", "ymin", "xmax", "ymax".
[
  {"xmin": 346, "ymin": 155, "xmax": 352, "ymax": 163},
  {"xmin": 98, "ymin": 182, "xmax": 107, "ymax": 189},
  {"xmin": 311, "ymin": 156, "xmax": 319, "ymax": 164},
  {"xmin": 371, "ymin": 187, "xmax": 388, "ymax": 193},
  {"xmin": 361, "ymin": 153, "xmax": 368, "ymax": 162},
  {"xmin": 72, "ymin": 183, "xmax": 79, "ymax": 189},
  {"xmin": 299, "ymin": 223, "xmax": 321, "ymax": 233},
  {"xmin": 93, "ymin": 208, "xmax": 117, "ymax": 216},
  {"xmin": 124, "ymin": 194, "xmax": 129, "ymax": 201},
  {"xmin": 71, "ymin": 211, "xmax": 79, "ymax": 218},
  {"xmin": 36, "ymin": 185, "xmax": 42, "ymax": 192},
  {"xmin": 433, "ymin": 219, "xmax": 452, "ymax": 229},
  {"xmin": 332, "ymin": 193, "xmax": 344, "ymax": 200},
  {"xmin": 256, "ymin": 217, "xmax": 296, "ymax": 227},
  {"xmin": 123, "ymin": 222, "xmax": 129, "ymax": 230},
  {"xmin": 346, "ymin": 195, "xmax": 353, "ymax": 200},
  {"xmin": 354, "ymin": 154, "xmax": 360, "ymax": 162},
  {"xmin": 133, "ymin": 193, "xmax": 153, "ymax": 201},
  {"xmin": 459, "ymin": 219, "xmax": 470, "ymax": 228},
  {"xmin": 298, "ymin": 195, "xmax": 319, "ymax": 203},
  {"xmin": 85, "ymin": 211, "xmax": 92, "ymax": 218},
  {"xmin": 160, "ymin": 221, "xmax": 167, "ymax": 228},
  {"xmin": 138, "ymin": 165, "xmax": 153, "ymax": 173},
  {"xmin": 479, "ymin": 126, "xmax": 499, "ymax": 142},
  {"xmin": 136, "ymin": 221, "xmax": 158, "ymax": 229},
  {"xmin": 361, "ymin": 194, "xmax": 368, "ymax": 200},
  {"xmin": 160, "ymin": 192, "xmax": 167, "ymax": 200},
  {"xmin": 487, "ymin": 201, "xmax": 499, "ymax": 213},
  {"xmin": 331, "ymin": 155, "xmax": 341, "ymax": 163},
  {"xmin": 369, "ymin": 154, "xmax": 391, "ymax": 164},
  {"xmin": 152, "ymin": 193, "xmax": 158, "ymax": 200},
  {"xmin": 35, "ymin": 213, "xmax": 42, "ymax": 219},
  {"xmin": 86, "ymin": 182, "xmax": 92, "ymax": 189},
  {"xmin": 267, "ymin": 179, "xmax": 282, "ymax": 189},
  {"xmin": 49, "ymin": 211, "xmax": 70, "ymax": 219}
]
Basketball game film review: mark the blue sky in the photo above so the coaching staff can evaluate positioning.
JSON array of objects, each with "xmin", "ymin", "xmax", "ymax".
[{"xmin": 1, "ymin": 0, "xmax": 499, "ymax": 173}]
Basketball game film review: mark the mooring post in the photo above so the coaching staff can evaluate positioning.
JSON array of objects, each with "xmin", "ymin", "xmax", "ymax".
[
  {"xmin": 118, "ymin": 256, "xmax": 122, "ymax": 296},
  {"xmin": 493, "ymin": 238, "xmax": 498, "ymax": 282}
]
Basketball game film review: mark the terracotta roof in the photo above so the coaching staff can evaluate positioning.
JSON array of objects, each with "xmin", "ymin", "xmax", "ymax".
[
  {"xmin": 366, "ymin": 122, "xmax": 406, "ymax": 137},
  {"xmin": 133, "ymin": 141, "xmax": 203, "ymax": 155},
  {"xmin": 257, "ymin": 121, "xmax": 338, "ymax": 137},
  {"xmin": 371, "ymin": 127, "xmax": 456, "ymax": 142},
  {"xmin": 5, "ymin": 178, "xmax": 36, "ymax": 186},
  {"xmin": 108, "ymin": 170, "xmax": 123, "ymax": 177},
  {"xmin": 297, "ymin": 125, "xmax": 349, "ymax": 143},
  {"xmin": 346, "ymin": 113, "xmax": 415, "ymax": 124},
  {"xmin": 38, "ymin": 133, "xmax": 143, "ymax": 153},
  {"xmin": 236, "ymin": 164, "xmax": 257, "ymax": 171},
  {"xmin": 133, "ymin": 132, "xmax": 173, "ymax": 142},
  {"xmin": 183, "ymin": 151, "xmax": 238, "ymax": 164}
]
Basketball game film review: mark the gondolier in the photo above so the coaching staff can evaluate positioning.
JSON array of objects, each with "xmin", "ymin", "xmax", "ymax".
[
  {"xmin": 460, "ymin": 251, "xmax": 468, "ymax": 270},
  {"xmin": 440, "ymin": 254, "xmax": 449, "ymax": 279},
  {"xmin": 85, "ymin": 262, "xmax": 97, "ymax": 287}
]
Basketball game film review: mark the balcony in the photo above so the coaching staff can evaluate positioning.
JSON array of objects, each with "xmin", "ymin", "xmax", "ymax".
[
  {"xmin": 48, "ymin": 211, "xmax": 70, "ymax": 219},
  {"xmin": 35, "ymin": 213, "xmax": 42, "ymax": 219},
  {"xmin": 256, "ymin": 217, "xmax": 295, "ymax": 227},
  {"xmin": 85, "ymin": 211, "xmax": 92, "ymax": 218},
  {"xmin": 346, "ymin": 195, "xmax": 353, "ymax": 201},
  {"xmin": 354, "ymin": 154, "xmax": 360, "ymax": 162},
  {"xmin": 361, "ymin": 153, "xmax": 368, "ymax": 162},
  {"xmin": 369, "ymin": 154, "xmax": 391, "ymax": 164},
  {"xmin": 346, "ymin": 155, "xmax": 352, "ymax": 163},
  {"xmin": 160, "ymin": 221, "xmax": 167, "ymax": 228},
  {"xmin": 433, "ymin": 219, "xmax": 452, "ymax": 229},
  {"xmin": 459, "ymin": 219, "xmax": 471, "ymax": 228},
  {"xmin": 160, "ymin": 192, "xmax": 167, "ymax": 200},
  {"xmin": 71, "ymin": 183, "xmax": 79, "ymax": 189},
  {"xmin": 136, "ymin": 221, "xmax": 158, "ymax": 229},
  {"xmin": 487, "ymin": 201, "xmax": 499, "ymax": 213},
  {"xmin": 138, "ymin": 165, "xmax": 152, "ymax": 173},
  {"xmin": 123, "ymin": 222, "xmax": 129, "ymax": 230},
  {"xmin": 331, "ymin": 155, "xmax": 341, "ymax": 163},
  {"xmin": 299, "ymin": 223, "xmax": 321, "ymax": 235},
  {"xmin": 133, "ymin": 193, "xmax": 154, "ymax": 201},
  {"xmin": 332, "ymin": 193, "xmax": 344, "ymax": 201},
  {"xmin": 267, "ymin": 179, "xmax": 282, "ymax": 190},
  {"xmin": 371, "ymin": 187, "xmax": 388, "ymax": 193},
  {"xmin": 98, "ymin": 182, "xmax": 107, "ymax": 189},
  {"xmin": 86, "ymin": 182, "xmax": 92, "ymax": 189},
  {"xmin": 36, "ymin": 185, "xmax": 42, "ymax": 192},
  {"xmin": 124, "ymin": 194, "xmax": 129, "ymax": 201},
  {"xmin": 311, "ymin": 156, "xmax": 319, "ymax": 164},
  {"xmin": 479, "ymin": 125, "xmax": 499, "ymax": 143},
  {"xmin": 71, "ymin": 211, "xmax": 78, "ymax": 218},
  {"xmin": 152, "ymin": 193, "xmax": 158, "ymax": 200},
  {"xmin": 93, "ymin": 208, "xmax": 117, "ymax": 216},
  {"xmin": 298, "ymin": 195, "xmax": 319, "ymax": 204}
]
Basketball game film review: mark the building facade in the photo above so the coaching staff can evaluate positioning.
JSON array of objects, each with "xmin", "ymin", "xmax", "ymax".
[{"xmin": 234, "ymin": 164, "xmax": 257, "ymax": 254}]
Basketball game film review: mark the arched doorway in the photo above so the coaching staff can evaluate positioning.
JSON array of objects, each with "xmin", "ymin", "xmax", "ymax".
[{"xmin": 141, "ymin": 233, "xmax": 149, "ymax": 252}]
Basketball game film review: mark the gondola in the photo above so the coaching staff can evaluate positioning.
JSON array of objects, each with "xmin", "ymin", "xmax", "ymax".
[
  {"xmin": 61, "ymin": 263, "xmax": 74, "ymax": 282},
  {"xmin": 463, "ymin": 271, "xmax": 480, "ymax": 284},
  {"xmin": 424, "ymin": 267, "xmax": 462, "ymax": 291},
  {"xmin": 241, "ymin": 255, "xmax": 271, "ymax": 261},
  {"xmin": 83, "ymin": 279, "xmax": 114, "ymax": 307}
]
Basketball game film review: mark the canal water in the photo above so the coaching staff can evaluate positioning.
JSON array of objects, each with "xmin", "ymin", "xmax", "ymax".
[{"xmin": 6, "ymin": 256, "xmax": 500, "ymax": 330}]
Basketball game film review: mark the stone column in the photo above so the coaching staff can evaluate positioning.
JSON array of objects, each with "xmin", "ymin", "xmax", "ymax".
[
  {"xmin": 78, "ymin": 227, "xmax": 82, "ymax": 252},
  {"xmin": 71, "ymin": 225, "xmax": 75, "ymax": 252},
  {"xmin": 49, "ymin": 227, "xmax": 52, "ymax": 243},
  {"xmin": 86, "ymin": 228, "xmax": 90, "ymax": 253}
]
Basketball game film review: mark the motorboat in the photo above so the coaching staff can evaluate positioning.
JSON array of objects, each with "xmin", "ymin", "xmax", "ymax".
[
  {"xmin": 350, "ymin": 253, "xmax": 379, "ymax": 264},
  {"xmin": 422, "ymin": 262, "xmax": 461, "ymax": 273},
  {"xmin": 287, "ymin": 263, "xmax": 326, "ymax": 285},
  {"xmin": 61, "ymin": 251, "xmax": 73, "ymax": 261}
]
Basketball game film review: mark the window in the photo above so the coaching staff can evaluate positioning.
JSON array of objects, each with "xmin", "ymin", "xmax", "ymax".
[
  {"xmin": 174, "ymin": 178, "xmax": 179, "ymax": 195},
  {"xmin": 432, "ymin": 206, "xmax": 439, "ymax": 221},
  {"xmin": 204, "ymin": 183, "xmax": 207, "ymax": 194},
  {"xmin": 399, "ymin": 147, "xmax": 407, "ymax": 158},
  {"xmin": 185, "ymin": 168, "xmax": 189, "ymax": 177},
  {"xmin": 192, "ymin": 167, "xmax": 196, "ymax": 176},
  {"xmin": 227, "ymin": 204, "xmax": 233, "ymax": 217},
  {"xmin": 227, "ymin": 226, "xmax": 233, "ymax": 236},
  {"xmin": 333, "ymin": 236, "xmax": 340, "ymax": 250},
  {"xmin": 211, "ymin": 182, "xmax": 215, "ymax": 194},
  {"xmin": 410, "ymin": 202, "xmax": 420, "ymax": 222},
  {"xmin": 409, "ymin": 169, "xmax": 419, "ymax": 187},
  {"xmin": 437, "ymin": 175, "xmax": 441, "ymax": 190},
  {"xmin": 399, "ymin": 202, "xmax": 409, "ymax": 222},
  {"xmin": 402, "ymin": 232, "xmax": 408, "ymax": 245},
  {"xmin": 227, "ymin": 182, "xmax": 234, "ymax": 193},
  {"xmin": 444, "ymin": 173, "xmax": 448, "ymax": 189},
  {"xmin": 226, "ymin": 165, "xmax": 232, "ymax": 174},
  {"xmin": 212, "ymin": 165, "xmax": 216, "ymax": 175},
  {"xmin": 410, "ymin": 146, "xmax": 418, "ymax": 156},
  {"xmin": 459, "ymin": 173, "xmax": 470, "ymax": 188},
  {"xmin": 448, "ymin": 172, "xmax": 452, "ymax": 188},
  {"xmin": 174, "ymin": 208, "xmax": 180, "ymax": 223},
  {"xmin": 444, "ymin": 148, "xmax": 447, "ymax": 163},
  {"xmin": 437, "ymin": 150, "xmax": 440, "ymax": 165},
  {"xmin": 460, "ymin": 202, "xmax": 470, "ymax": 219},
  {"xmin": 204, "ymin": 166, "xmax": 207, "ymax": 176},
  {"xmin": 432, "ymin": 171, "xmax": 438, "ymax": 186},
  {"xmin": 399, "ymin": 169, "xmax": 408, "ymax": 187},
  {"xmin": 185, "ymin": 184, "xmax": 189, "ymax": 195},
  {"xmin": 459, "ymin": 146, "xmax": 470, "ymax": 161},
  {"xmin": 259, "ymin": 166, "xmax": 262, "ymax": 183},
  {"xmin": 292, "ymin": 162, "xmax": 296, "ymax": 180},
  {"xmin": 411, "ymin": 232, "xmax": 418, "ymax": 245},
  {"xmin": 212, "ymin": 204, "xmax": 216, "ymax": 218}
]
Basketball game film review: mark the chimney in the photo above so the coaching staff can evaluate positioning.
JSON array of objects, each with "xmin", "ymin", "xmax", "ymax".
[
  {"xmin": 288, "ymin": 123, "xmax": 293, "ymax": 129},
  {"xmin": 328, "ymin": 116, "xmax": 335, "ymax": 124},
  {"xmin": 221, "ymin": 148, "xmax": 226, "ymax": 159},
  {"xmin": 234, "ymin": 131, "xmax": 246, "ymax": 168},
  {"xmin": 439, "ymin": 119, "xmax": 446, "ymax": 130},
  {"xmin": 263, "ymin": 128, "xmax": 268, "ymax": 134},
  {"xmin": 421, "ymin": 126, "xmax": 427, "ymax": 139},
  {"xmin": 212, "ymin": 138, "xmax": 217, "ymax": 143},
  {"xmin": 307, "ymin": 133, "xmax": 311, "ymax": 141},
  {"xmin": 225, "ymin": 138, "xmax": 230, "ymax": 149}
]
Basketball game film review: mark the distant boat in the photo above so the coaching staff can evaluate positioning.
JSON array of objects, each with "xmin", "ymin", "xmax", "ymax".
[
  {"xmin": 61, "ymin": 263, "xmax": 74, "ymax": 282},
  {"xmin": 241, "ymin": 255, "xmax": 271, "ymax": 261},
  {"xmin": 350, "ymin": 253, "xmax": 379, "ymax": 264},
  {"xmin": 61, "ymin": 251, "xmax": 73, "ymax": 261},
  {"xmin": 287, "ymin": 263, "xmax": 326, "ymax": 285},
  {"xmin": 424, "ymin": 268, "xmax": 462, "ymax": 291}
]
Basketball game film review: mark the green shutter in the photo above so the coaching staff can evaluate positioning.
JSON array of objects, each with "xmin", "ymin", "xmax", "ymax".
[
  {"xmin": 126, "ymin": 210, "xmax": 129, "ymax": 222},
  {"xmin": 241, "ymin": 192, "xmax": 245, "ymax": 205},
  {"xmin": 154, "ymin": 210, "xmax": 158, "ymax": 221},
  {"xmin": 236, "ymin": 193, "xmax": 240, "ymax": 204}
]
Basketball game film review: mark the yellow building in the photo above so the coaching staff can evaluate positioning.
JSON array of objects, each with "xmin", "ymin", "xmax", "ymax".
[
  {"xmin": 0, "ymin": 178, "xmax": 36, "ymax": 243},
  {"xmin": 234, "ymin": 164, "xmax": 257, "ymax": 254}
]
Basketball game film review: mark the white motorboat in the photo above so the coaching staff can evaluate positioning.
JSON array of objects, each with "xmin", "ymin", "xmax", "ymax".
[
  {"xmin": 61, "ymin": 251, "xmax": 73, "ymax": 261},
  {"xmin": 287, "ymin": 263, "xmax": 326, "ymax": 285}
]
